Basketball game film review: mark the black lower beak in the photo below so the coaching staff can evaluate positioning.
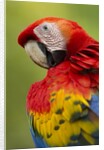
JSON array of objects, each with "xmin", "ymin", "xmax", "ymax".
[
  {"xmin": 46, "ymin": 50, "xmax": 66, "ymax": 67},
  {"xmin": 37, "ymin": 42, "xmax": 66, "ymax": 68}
]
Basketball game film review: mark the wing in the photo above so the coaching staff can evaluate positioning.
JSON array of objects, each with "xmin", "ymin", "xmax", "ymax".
[
  {"xmin": 90, "ymin": 95, "xmax": 99, "ymax": 116},
  {"xmin": 28, "ymin": 113, "xmax": 49, "ymax": 148},
  {"xmin": 28, "ymin": 88, "xmax": 99, "ymax": 147},
  {"xmin": 70, "ymin": 42, "xmax": 99, "ymax": 73}
]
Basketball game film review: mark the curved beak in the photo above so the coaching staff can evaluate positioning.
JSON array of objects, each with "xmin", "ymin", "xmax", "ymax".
[
  {"xmin": 18, "ymin": 27, "xmax": 66, "ymax": 69},
  {"xmin": 37, "ymin": 42, "xmax": 66, "ymax": 68}
]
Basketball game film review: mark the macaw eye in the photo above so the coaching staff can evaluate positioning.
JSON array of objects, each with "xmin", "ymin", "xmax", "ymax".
[{"xmin": 43, "ymin": 25, "xmax": 48, "ymax": 30}]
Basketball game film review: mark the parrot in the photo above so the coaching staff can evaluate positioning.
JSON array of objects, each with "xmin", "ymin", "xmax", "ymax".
[{"xmin": 18, "ymin": 17, "xmax": 99, "ymax": 147}]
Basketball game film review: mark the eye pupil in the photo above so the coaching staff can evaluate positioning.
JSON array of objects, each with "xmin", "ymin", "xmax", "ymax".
[{"xmin": 43, "ymin": 25, "xmax": 48, "ymax": 30}]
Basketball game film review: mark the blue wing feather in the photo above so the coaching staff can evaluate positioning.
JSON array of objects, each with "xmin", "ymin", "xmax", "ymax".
[
  {"xmin": 28, "ymin": 113, "xmax": 49, "ymax": 148},
  {"xmin": 90, "ymin": 95, "xmax": 99, "ymax": 116},
  {"xmin": 30, "ymin": 127, "xmax": 49, "ymax": 148}
]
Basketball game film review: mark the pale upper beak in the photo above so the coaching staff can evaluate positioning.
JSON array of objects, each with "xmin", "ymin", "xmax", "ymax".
[{"xmin": 18, "ymin": 29, "xmax": 66, "ymax": 69}]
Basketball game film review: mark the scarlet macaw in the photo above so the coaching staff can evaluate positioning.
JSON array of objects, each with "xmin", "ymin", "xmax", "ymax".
[{"xmin": 18, "ymin": 17, "xmax": 99, "ymax": 147}]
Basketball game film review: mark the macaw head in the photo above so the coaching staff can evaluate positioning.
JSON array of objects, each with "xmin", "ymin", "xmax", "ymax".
[{"xmin": 18, "ymin": 17, "xmax": 91, "ymax": 69}]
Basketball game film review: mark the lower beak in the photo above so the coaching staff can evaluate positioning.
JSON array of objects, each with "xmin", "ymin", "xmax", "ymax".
[{"xmin": 37, "ymin": 42, "xmax": 66, "ymax": 68}]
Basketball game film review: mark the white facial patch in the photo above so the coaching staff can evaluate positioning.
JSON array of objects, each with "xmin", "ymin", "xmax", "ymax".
[
  {"xmin": 24, "ymin": 40, "xmax": 49, "ymax": 68},
  {"xmin": 33, "ymin": 22, "xmax": 66, "ymax": 52}
]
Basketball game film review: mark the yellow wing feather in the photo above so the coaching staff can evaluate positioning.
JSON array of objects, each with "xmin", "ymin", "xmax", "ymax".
[{"xmin": 29, "ymin": 89, "xmax": 99, "ymax": 147}]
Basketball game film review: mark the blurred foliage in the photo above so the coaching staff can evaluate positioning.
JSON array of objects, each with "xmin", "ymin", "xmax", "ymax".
[{"xmin": 6, "ymin": 1, "xmax": 99, "ymax": 149}]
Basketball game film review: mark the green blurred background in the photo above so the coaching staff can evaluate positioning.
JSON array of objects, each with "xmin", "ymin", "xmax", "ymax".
[{"xmin": 6, "ymin": 1, "xmax": 99, "ymax": 149}]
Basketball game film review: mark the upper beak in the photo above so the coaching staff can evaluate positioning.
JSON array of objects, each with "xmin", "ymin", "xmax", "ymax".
[
  {"xmin": 18, "ymin": 24, "xmax": 39, "ymax": 48},
  {"xmin": 18, "ymin": 28, "xmax": 66, "ymax": 69}
]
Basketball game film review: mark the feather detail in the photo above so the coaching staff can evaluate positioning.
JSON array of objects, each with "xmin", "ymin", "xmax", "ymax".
[
  {"xmin": 70, "ymin": 42, "xmax": 99, "ymax": 72},
  {"xmin": 28, "ymin": 89, "xmax": 99, "ymax": 147}
]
